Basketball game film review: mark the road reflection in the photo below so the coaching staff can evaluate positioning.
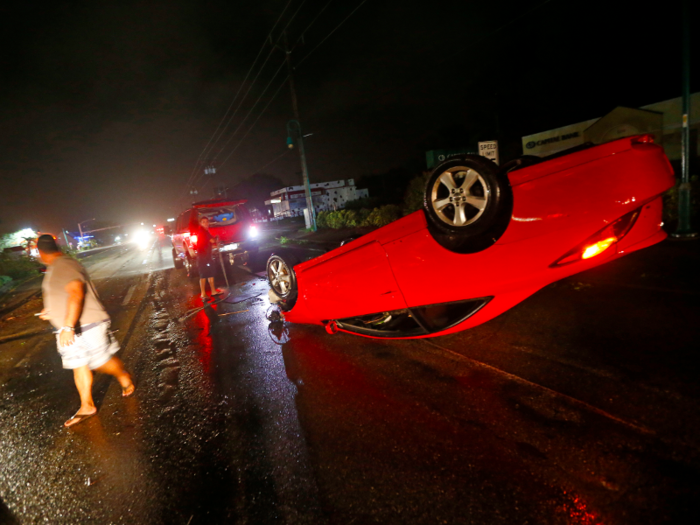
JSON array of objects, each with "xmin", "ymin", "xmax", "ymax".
[{"xmin": 193, "ymin": 301, "xmax": 219, "ymax": 374}]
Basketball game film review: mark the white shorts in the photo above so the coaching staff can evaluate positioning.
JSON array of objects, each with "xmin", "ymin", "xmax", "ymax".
[{"xmin": 56, "ymin": 321, "xmax": 120, "ymax": 370}]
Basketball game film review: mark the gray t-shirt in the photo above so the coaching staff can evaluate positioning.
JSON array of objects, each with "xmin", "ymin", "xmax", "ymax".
[{"xmin": 41, "ymin": 256, "xmax": 109, "ymax": 330}]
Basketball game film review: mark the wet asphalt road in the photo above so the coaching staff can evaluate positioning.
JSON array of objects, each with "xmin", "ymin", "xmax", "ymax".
[{"xmin": 0, "ymin": 234, "xmax": 699, "ymax": 524}]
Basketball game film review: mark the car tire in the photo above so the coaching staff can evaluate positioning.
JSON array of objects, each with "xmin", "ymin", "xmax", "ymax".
[
  {"xmin": 184, "ymin": 254, "xmax": 198, "ymax": 278},
  {"xmin": 423, "ymin": 155, "xmax": 512, "ymax": 253},
  {"xmin": 267, "ymin": 253, "xmax": 299, "ymax": 311},
  {"xmin": 172, "ymin": 249, "xmax": 184, "ymax": 269}
]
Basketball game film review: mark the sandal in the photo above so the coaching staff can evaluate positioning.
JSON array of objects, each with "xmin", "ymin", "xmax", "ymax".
[{"xmin": 64, "ymin": 410, "xmax": 97, "ymax": 428}]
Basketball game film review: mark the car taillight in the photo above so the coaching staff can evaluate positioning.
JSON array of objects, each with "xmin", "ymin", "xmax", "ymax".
[
  {"xmin": 190, "ymin": 234, "xmax": 198, "ymax": 245},
  {"xmin": 551, "ymin": 209, "xmax": 640, "ymax": 267},
  {"xmin": 632, "ymin": 134, "xmax": 654, "ymax": 144},
  {"xmin": 582, "ymin": 237, "xmax": 617, "ymax": 259}
]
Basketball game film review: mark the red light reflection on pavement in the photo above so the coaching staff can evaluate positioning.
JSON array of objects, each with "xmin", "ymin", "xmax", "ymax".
[
  {"xmin": 192, "ymin": 303, "xmax": 218, "ymax": 374},
  {"xmin": 560, "ymin": 492, "xmax": 604, "ymax": 525}
]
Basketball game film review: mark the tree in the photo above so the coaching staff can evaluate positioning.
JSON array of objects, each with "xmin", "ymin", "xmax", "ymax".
[
  {"xmin": 0, "ymin": 228, "xmax": 37, "ymax": 249},
  {"xmin": 356, "ymin": 167, "xmax": 414, "ymax": 207}
]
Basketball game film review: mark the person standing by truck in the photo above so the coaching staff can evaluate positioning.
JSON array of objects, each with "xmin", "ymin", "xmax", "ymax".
[{"xmin": 197, "ymin": 216, "xmax": 223, "ymax": 300}]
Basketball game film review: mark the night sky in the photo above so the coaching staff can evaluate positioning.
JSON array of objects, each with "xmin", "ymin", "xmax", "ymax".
[{"xmin": 1, "ymin": 0, "xmax": 697, "ymax": 235}]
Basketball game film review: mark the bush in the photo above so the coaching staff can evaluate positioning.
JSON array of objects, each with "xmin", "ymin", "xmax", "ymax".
[
  {"xmin": 358, "ymin": 208, "xmax": 372, "ymax": 225},
  {"xmin": 315, "ymin": 205, "xmax": 400, "ymax": 229},
  {"xmin": 0, "ymin": 254, "xmax": 41, "ymax": 281},
  {"xmin": 402, "ymin": 171, "xmax": 431, "ymax": 215},
  {"xmin": 364, "ymin": 205, "xmax": 401, "ymax": 227},
  {"xmin": 344, "ymin": 210, "xmax": 361, "ymax": 227},
  {"xmin": 326, "ymin": 210, "xmax": 346, "ymax": 229},
  {"xmin": 315, "ymin": 211, "xmax": 329, "ymax": 228}
]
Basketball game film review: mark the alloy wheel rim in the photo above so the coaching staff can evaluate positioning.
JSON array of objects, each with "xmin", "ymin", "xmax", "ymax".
[
  {"xmin": 269, "ymin": 259, "xmax": 292, "ymax": 295},
  {"xmin": 430, "ymin": 167, "xmax": 489, "ymax": 227}
]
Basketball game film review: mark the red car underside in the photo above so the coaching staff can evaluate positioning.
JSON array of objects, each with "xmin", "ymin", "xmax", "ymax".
[{"xmin": 283, "ymin": 136, "xmax": 675, "ymax": 339}]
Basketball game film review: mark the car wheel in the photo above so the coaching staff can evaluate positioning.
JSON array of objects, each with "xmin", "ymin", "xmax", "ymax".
[
  {"xmin": 184, "ymin": 254, "xmax": 197, "ymax": 278},
  {"xmin": 424, "ymin": 155, "xmax": 512, "ymax": 253},
  {"xmin": 172, "ymin": 249, "xmax": 184, "ymax": 269},
  {"xmin": 267, "ymin": 253, "xmax": 299, "ymax": 310}
]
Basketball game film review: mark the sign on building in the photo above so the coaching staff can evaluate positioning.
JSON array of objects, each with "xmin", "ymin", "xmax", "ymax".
[
  {"xmin": 522, "ymin": 118, "xmax": 599, "ymax": 157},
  {"xmin": 478, "ymin": 141, "xmax": 499, "ymax": 165},
  {"xmin": 425, "ymin": 148, "xmax": 477, "ymax": 169}
]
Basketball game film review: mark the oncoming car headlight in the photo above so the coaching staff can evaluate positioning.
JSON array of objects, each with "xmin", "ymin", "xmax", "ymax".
[
  {"xmin": 249, "ymin": 225, "xmax": 259, "ymax": 238},
  {"xmin": 132, "ymin": 229, "xmax": 151, "ymax": 249}
]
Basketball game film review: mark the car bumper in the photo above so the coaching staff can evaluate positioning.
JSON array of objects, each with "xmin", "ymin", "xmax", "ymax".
[{"xmin": 219, "ymin": 241, "xmax": 257, "ymax": 265}]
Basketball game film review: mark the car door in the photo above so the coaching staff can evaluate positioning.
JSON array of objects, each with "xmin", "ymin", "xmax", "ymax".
[{"xmin": 296, "ymin": 240, "xmax": 408, "ymax": 320}]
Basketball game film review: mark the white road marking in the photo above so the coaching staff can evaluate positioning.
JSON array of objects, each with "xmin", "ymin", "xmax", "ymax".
[
  {"xmin": 422, "ymin": 339, "xmax": 655, "ymax": 436},
  {"xmin": 14, "ymin": 355, "xmax": 33, "ymax": 368},
  {"xmin": 122, "ymin": 285, "xmax": 136, "ymax": 306}
]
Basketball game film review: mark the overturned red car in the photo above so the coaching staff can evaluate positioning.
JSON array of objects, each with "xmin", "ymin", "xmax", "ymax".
[{"xmin": 267, "ymin": 135, "xmax": 675, "ymax": 339}]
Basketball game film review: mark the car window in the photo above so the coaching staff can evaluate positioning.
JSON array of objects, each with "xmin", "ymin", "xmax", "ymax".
[{"xmin": 200, "ymin": 206, "xmax": 243, "ymax": 227}]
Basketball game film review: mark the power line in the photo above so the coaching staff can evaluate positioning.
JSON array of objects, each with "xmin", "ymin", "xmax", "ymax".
[
  {"xmin": 294, "ymin": 0, "xmax": 335, "ymax": 45},
  {"xmin": 190, "ymin": 0, "xmax": 372, "ymax": 193},
  {"xmin": 184, "ymin": 0, "xmax": 312, "ymax": 196},
  {"xmin": 181, "ymin": 0, "xmax": 295, "ymax": 198},
  {"xmin": 296, "ymin": 0, "xmax": 369, "ymax": 68},
  {"xmin": 202, "ymin": 0, "xmax": 309, "ymax": 166},
  {"xmin": 215, "ymin": 0, "xmax": 367, "ymax": 174},
  {"xmin": 240, "ymin": 149, "xmax": 292, "ymax": 179},
  {"xmin": 285, "ymin": 0, "xmax": 558, "ymax": 175},
  {"xmin": 193, "ymin": 0, "xmax": 293, "ymax": 164},
  {"xmin": 218, "ymin": 74, "xmax": 291, "ymax": 170},
  {"xmin": 210, "ymin": 60, "xmax": 288, "ymax": 165}
]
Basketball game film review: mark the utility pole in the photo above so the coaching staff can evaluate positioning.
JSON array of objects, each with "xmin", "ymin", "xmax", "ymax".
[
  {"xmin": 672, "ymin": 0, "xmax": 697, "ymax": 239},
  {"xmin": 78, "ymin": 218, "xmax": 95, "ymax": 243},
  {"xmin": 282, "ymin": 31, "xmax": 317, "ymax": 231}
]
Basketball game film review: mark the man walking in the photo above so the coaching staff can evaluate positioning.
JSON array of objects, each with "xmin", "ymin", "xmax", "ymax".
[
  {"xmin": 37, "ymin": 234, "xmax": 134, "ymax": 428},
  {"xmin": 197, "ymin": 216, "xmax": 223, "ymax": 300}
]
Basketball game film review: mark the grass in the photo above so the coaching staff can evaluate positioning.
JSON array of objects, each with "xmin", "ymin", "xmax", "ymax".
[{"xmin": 278, "ymin": 236, "xmax": 309, "ymax": 246}]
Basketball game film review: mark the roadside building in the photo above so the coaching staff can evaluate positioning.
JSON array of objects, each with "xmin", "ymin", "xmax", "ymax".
[
  {"xmin": 264, "ymin": 179, "xmax": 369, "ymax": 219},
  {"xmin": 521, "ymin": 92, "xmax": 700, "ymax": 163}
]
